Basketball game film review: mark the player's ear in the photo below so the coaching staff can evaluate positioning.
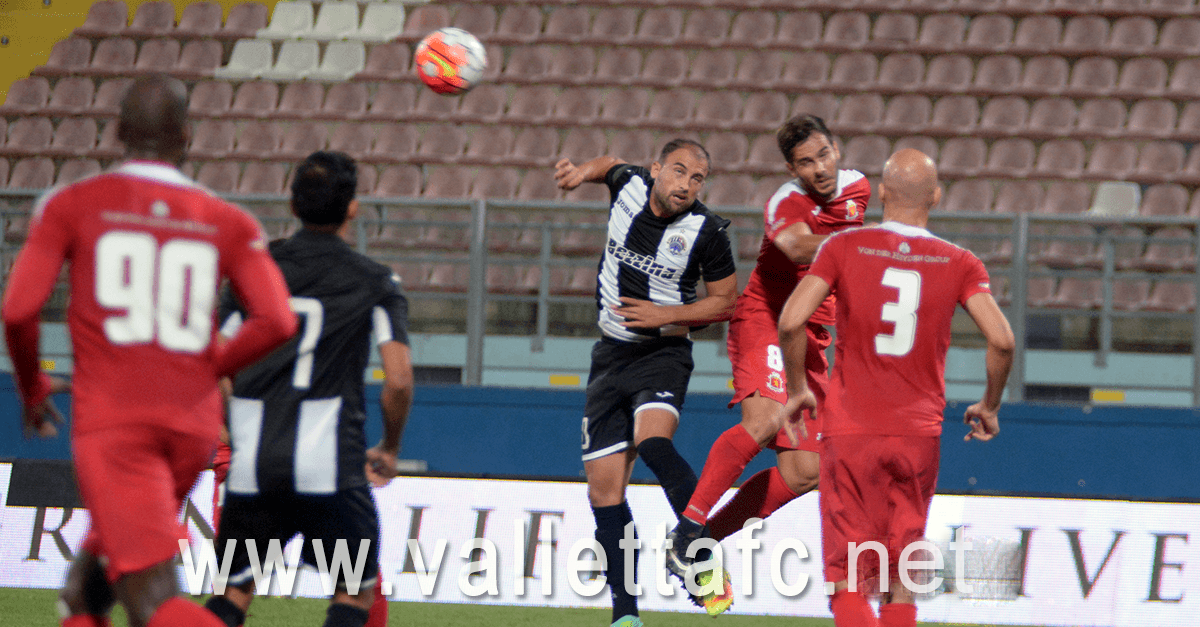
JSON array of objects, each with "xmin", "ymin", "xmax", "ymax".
[
  {"xmin": 650, "ymin": 161, "xmax": 661, "ymax": 179},
  {"xmin": 931, "ymin": 184, "xmax": 943, "ymax": 209},
  {"xmin": 878, "ymin": 182, "xmax": 889, "ymax": 207},
  {"xmin": 346, "ymin": 199, "xmax": 360, "ymax": 221}
]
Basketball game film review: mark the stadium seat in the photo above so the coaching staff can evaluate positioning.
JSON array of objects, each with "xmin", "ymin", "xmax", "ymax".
[
  {"xmin": 516, "ymin": 170, "xmax": 562, "ymax": 200},
  {"xmin": 840, "ymin": 136, "xmax": 890, "ymax": 176},
  {"xmin": 46, "ymin": 118, "xmax": 97, "ymax": 158},
  {"xmin": 230, "ymin": 81, "xmax": 279, "ymax": 118},
  {"xmin": 506, "ymin": 86, "xmax": 556, "ymax": 125},
  {"xmin": 1084, "ymin": 140, "xmax": 1138, "ymax": 180},
  {"xmin": 693, "ymin": 92, "xmax": 743, "ymax": 130},
  {"xmin": 927, "ymin": 95, "xmax": 979, "ymax": 136},
  {"xmin": 258, "ymin": 1, "xmax": 315, "ymax": 40},
  {"xmin": 551, "ymin": 89, "xmax": 601, "ymax": 126},
  {"xmin": 789, "ymin": 92, "xmax": 839, "ymax": 124},
  {"xmin": 735, "ymin": 92, "xmax": 789, "ymax": 133},
  {"xmin": 635, "ymin": 8, "xmax": 685, "ymax": 45},
  {"xmin": 327, "ymin": 123, "xmax": 373, "ymax": 158},
  {"xmin": 373, "ymin": 164, "xmax": 422, "ymax": 197},
  {"xmin": 510, "ymin": 127, "xmax": 561, "ymax": 168},
  {"xmin": 504, "ymin": 45, "xmax": 553, "ymax": 83},
  {"xmin": 542, "ymin": 6, "xmax": 590, "ymax": 44},
  {"xmin": 1158, "ymin": 18, "xmax": 1200, "ymax": 58},
  {"xmin": 44, "ymin": 77, "xmax": 95, "ymax": 117},
  {"xmin": 219, "ymin": 2, "xmax": 269, "ymax": 40},
  {"xmin": 638, "ymin": 49, "xmax": 688, "ymax": 87},
  {"xmin": 986, "ymin": 138, "xmax": 1036, "ymax": 178},
  {"xmin": 687, "ymin": 50, "xmax": 737, "ymax": 89},
  {"xmin": 941, "ymin": 179, "xmax": 994, "ymax": 213},
  {"xmin": 0, "ymin": 158, "xmax": 9, "ymax": 188},
  {"xmin": 917, "ymin": 14, "xmax": 967, "ymax": 54},
  {"xmin": 777, "ymin": 51, "xmax": 831, "ymax": 91},
  {"xmin": 1066, "ymin": 57, "xmax": 1118, "ymax": 98},
  {"xmin": 401, "ymin": 5, "xmax": 449, "ymax": 39},
  {"xmin": 176, "ymin": 2, "xmax": 222, "ymax": 39},
  {"xmin": 75, "ymin": 0, "xmax": 128, "ymax": 38},
  {"xmin": 1134, "ymin": 141, "xmax": 1185, "ymax": 184},
  {"xmin": 893, "ymin": 135, "xmax": 939, "ymax": 162},
  {"xmin": 752, "ymin": 176, "xmax": 790, "ymax": 209},
  {"xmin": 995, "ymin": 180, "xmax": 1045, "ymax": 214},
  {"xmin": 0, "ymin": 78, "xmax": 51, "ymax": 116},
  {"xmin": 125, "ymin": 1, "xmax": 175, "ymax": 38},
  {"xmin": 937, "ymin": 137, "xmax": 987, "ymax": 178},
  {"xmin": 705, "ymin": 175, "xmax": 755, "ymax": 208},
  {"xmin": 416, "ymin": 124, "xmax": 468, "ymax": 164},
  {"xmin": 187, "ymin": 80, "xmax": 233, "ymax": 118},
  {"xmin": 309, "ymin": 2, "xmax": 360, "ymax": 40},
  {"xmin": 276, "ymin": 82, "xmax": 325, "ymax": 120},
  {"xmin": 706, "ymin": 133, "xmax": 749, "ymax": 171},
  {"xmin": 195, "ymin": 162, "xmax": 240, "ymax": 193},
  {"xmin": 311, "ymin": 41, "xmax": 366, "ymax": 82},
  {"xmin": 355, "ymin": 164, "xmax": 376, "ymax": 199},
  {"xmin": 832, "ymin": 93, "xmax": 884, "ymax": 133},
  {"xmin": 1019, "ymin": 278, "xmax": 1057, "ymax": 308},
  {"xmin": 356, "ymin": 43, "xmax": 410, "ymax": 81},
  {"xmin": 6, "ymin": 158, "xmax": 55, "ymax": 190},
  {"xmin": 680, "ymin": 9, "xmax": 731, "ymax": 47},
  {"xmin": 553, "ymin": 212, "xmax": 606, "ymax": 257},
  {"xmin": 420, "ymin": 261, "xmax": 471, "ymax": 292},
  {"xmin": 1144, "ymin": 281, "xmax": 1197, "ymax": 313},
  {"xmin": 493, "ymin": 5, "xmax": 543, "ymax": 44},
  {"xmin": 972, "ymin": 55, "xmax": 1022, "ymax": 97},
  {"xmin": 1140, "ymin": 184, "xmax": 1190, "ymax": 217},
  {"xmin": 742, "ymin": 134, "xmax": 785, "ymax": 175},
  {"xmin": 1033, "ymin": 139, "xmax": 1085, "ymax": 179},
  {"xmin": 875, "ymin": 53, "xmax": 924, "ymax": 94},
  {"xmin": 456, "ymin": 84, "xmax": 507, "ymax": 124},
  {"xmin": 1059, "ymin": 16, "xmax": 1109, "ymax": 56},
  {"xmin": 879, "ymin": 95, "xmax": 931, "ymax": 135},
  {"xmin": 1168, "ymin": 59, "xmax": 1200, "ymax": 100},
  {"xmin": 462, "ymin": 125, "xmax": 514, "ymax": 165},
  {"xmin": 978, "ymin": 97, "xmax": 1029, "ymax": 138},
  {"xmin": 1027, "ymin": 98, "xmax": 1077, "ymax": 139},
  {"xmin": 320, "ymin": 83, "xmax": 368, "ymax": 120},
  {"xmin": 175, "ymin": 40, "xmax": 222, "ymax": 79},
  {"xmin": 1076, "ymin": 99, "xmax": 1127, "ymax": 139},
  {"xmin": 214, "ymin": 39, "xmax": 273, "ymax": 80},
  {"xmin": 1111, "ymin": 279, "xmax": 1152, "ymax": 311},
  {"xmin": 238, "ymin": 161, "xmax": 286, "ymax": 195},
  {"xmin": 261, "ymin": 40, "xmax": 320, "ymax": 81},
  {"xmin": 607, "ymin": 130, "xmax": 656, "ymax": 165},
  {"xmin": 35, "ymin": 38, "xmax": 92, "ymax": 78},
  {"xmin": 1110, "ymin": 225, "xmax": 1146, "ymax": 268},
  {"xmin": 1108, "ymin": 17, "xmax": 1157, "ymax": 56},
  {"xmin": 593, "ymin": 48, "xmax": 643, "ymax": 86},
  {"xmin": 94, "ymin": 121, "xmax": 123, "ymax": 159},
  {"xmin": 0, "ymin": 118, "xmax": 53, "ymax": 158},
  {"xmin": 547, "ymin": 48, "xmax": 596, "ymax": 86},
  {"xmin": 1012, "ymin": 16, "xmax": 1062, "ymax": 55},
  {"xmin": 1035, "ymin": 224, "xmax": 1101, "ymax": 269},
  {"xmin": 640, "ymin": 89, "xmax": 696, "ymax": 130},
  {"xmin": 729, "ymin": 11, "xmax": 777, "ymax": 48},
  {"xmin": 590, "ymin": 8, "xmax": 638, "ymax": 44},
  {"xmin": 732, "ymin": 51, "xmax": 785, "ymax": 91},
  {"xmin": 452, "ymin": 5, "xmax": 496, "ymax": 38},
  {"xmin": 869, "ymin": 13, "xmax": 918, "ymax": 52},
  {"xmin": 233, "ymin": 121, "xmax": 281, "ymax": 160},
  {"xmin": 350, "ymin": 4, "xmax": 404, "ymax": 42},
  {"xmin": 1089, "ymin": 181, "xmax": 1140, "ymax": 217},
  {"xmin": 55, "ymin": 159, "xmax": 102, "ymax": 186},
  {"xmin": 822, "ymin": 12, "xmax": 870, "ymax": 51},
  {"xmin": 277, "ymin": 122, "xmax": 327, "ymax": 161},
  {"xmin": 189, "ymin": 119, "xmax": 236, "ymax": 159},
  {"xmin": 963, "ymin": 14, "xmax": 1014, "ymax": 55},
  {"xmin": 1019, "ymin": 56, "xmax": 1068, "ymax": 96},
  {"xmin": 1116, "ymin": 58, "xmax": 1169, "ymax": 99},
  {"xmin": 558, "ymin": 128, "xmax": 606, "ymax": 164},
  {"xmin": 1043, "ymin": 278, "xmax": 1102, "ymax": 309},
  {"xmin": 85, "ymin": 37, "xmax": 137, "ymax": 78},
  {"xmin": 1134, "ymin": 227, "xmax": 1194, "ymax": 272},
  {"xmin": 130, "ymin": 38, "xmax": 180, "ymax": 77},
  {"xmin": 826, "ymin": 52, "xmax": 878, "ymax": 92},
  {"xmin": 1040, "ymin": 181, "xmax": 1092, "ymax": 214}
]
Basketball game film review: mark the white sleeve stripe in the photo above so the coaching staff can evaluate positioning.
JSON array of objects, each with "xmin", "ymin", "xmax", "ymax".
[
  {"xmin": 220, "ymin": 311, "xmax": 244, "ymax": 338},
  {"xmin": 372, "ymin": 306, "xmax": 393, "ymax": 345}
]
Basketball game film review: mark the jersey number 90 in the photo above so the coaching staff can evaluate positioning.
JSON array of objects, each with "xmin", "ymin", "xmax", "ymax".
[{"xmin": 95, "ymin": 230, "xmax": 218, "ymax": 353}]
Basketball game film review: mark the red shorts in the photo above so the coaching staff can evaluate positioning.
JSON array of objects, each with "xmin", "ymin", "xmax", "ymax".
[
  {"xmin": 727, "ymin": 298, "xmax": 831, "ymax": 451},
  {"xmin": 75, "ymin": 424, "xmax": 218, "ymax": 582},
  {"xmin": 819, "ymin": 434, "xmax": 940, "ymax": 587}
]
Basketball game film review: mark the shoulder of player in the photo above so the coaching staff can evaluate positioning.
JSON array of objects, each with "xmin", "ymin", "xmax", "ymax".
[
  {"xmin": 31, "ymin": 170, "xmax": 119, "ymax": 218},
  {"xmin": 833, "ymin": 170, "xmax": 869, "ymax": 199}
]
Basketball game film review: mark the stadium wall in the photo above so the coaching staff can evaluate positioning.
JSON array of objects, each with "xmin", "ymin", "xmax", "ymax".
[{"xmin": 1, "ymin": 375, "xmax": 1198, "ymax": 501}]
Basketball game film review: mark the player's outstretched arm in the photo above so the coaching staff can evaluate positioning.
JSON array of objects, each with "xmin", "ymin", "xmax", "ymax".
[
  {"xmin": 615, "ymin": 274, "xmax": 738, "ymax": 328},
  {"xmin": 772, "ymin": 222, "xmax": 829, "ymax": 265},
  {"xmin": 962, "ymin": 292, "xmax": 1016, "ymax": 442},
  {"xmin": 774, "ymin": 274, "xmax": 831, "ymax": 444},
  {"xmin": 554, "ymin": 156, "xmax": 625, "ymax": 191},
  {"xmin": 367, "ymin": 340, "xmax": 413, "ymax": 486}
]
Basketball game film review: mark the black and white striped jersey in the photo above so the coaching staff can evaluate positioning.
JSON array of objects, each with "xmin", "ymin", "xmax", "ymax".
[
  {"xmin": 596, "ymin": 164, "xmax": 736, "ymax": 342},
  {"xmin": 218, "ymin": 229, "xmax": 409, "ymax": 496}
]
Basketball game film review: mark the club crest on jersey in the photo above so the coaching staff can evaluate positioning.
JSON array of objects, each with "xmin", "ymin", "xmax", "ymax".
[
  {"xmin": 899, "ymin": 242, "xmax": 911, "ymax": 254},
  {"xmin": 666, "ymin": 234, "xmax": 688, "ymax": 255},
  {"xmin": 766, "ymin": 372, "xmax": 785, "ymax": 393},
  {"xmin": 845, "ymin": 199, "xmax": 859, "ymax": 219}
]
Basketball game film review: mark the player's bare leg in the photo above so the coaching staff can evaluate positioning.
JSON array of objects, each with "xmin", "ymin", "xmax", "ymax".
[
  {"xmin": 112, "ymin": 560, "xmax": 225, "ymax": 627},
  {"xmin": 58, "ymin": 549, "xmax": 115, "ymax": 627},
  {"xmin": 585, "ymin": 449, "xmax": 641, "ymax": 627}
]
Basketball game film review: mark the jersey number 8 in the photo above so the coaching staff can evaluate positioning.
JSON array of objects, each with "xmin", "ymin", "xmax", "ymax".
[{"xmin": 95, "ymin": 230, "xmax": 218, "ymax": 353}]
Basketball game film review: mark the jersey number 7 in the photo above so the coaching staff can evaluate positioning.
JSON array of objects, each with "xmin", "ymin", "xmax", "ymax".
[{"xmin": 289, "ymin": 297, "xmax": 323, "ymax": 389}]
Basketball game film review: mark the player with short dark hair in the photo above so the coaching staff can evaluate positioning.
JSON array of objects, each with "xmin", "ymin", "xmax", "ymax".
[
  {"xmin": 203, "ymin": 151, "xmax": 414, "ymax": 627},
  {"xmin": 666, "ymin": 115, "xmax": 868, "ymax": 593},
  {"xmin": 3, "ymin": 75, "xmax": 297, "ymax": 627},
  {"xmin": 554, "ymin": 140, "xmax": 738, "ymax": 626},
  {"xmin": 776, "ymin": 150, "xmax": 1014, "ymax": 627}
]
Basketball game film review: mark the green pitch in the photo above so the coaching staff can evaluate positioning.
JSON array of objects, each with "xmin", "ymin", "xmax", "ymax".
[{"xmin": 0, "ymin": 587, "xmax": 1021, "ymax": 627}]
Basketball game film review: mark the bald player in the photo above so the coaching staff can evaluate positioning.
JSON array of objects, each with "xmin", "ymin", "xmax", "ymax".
[
  {"xmin": 2, "ymin": 75, "xmax": 296, "ymax": 627},
  {"xmin": 774, "ymin": 150, "xmax": 1014, "ymax": 627}
]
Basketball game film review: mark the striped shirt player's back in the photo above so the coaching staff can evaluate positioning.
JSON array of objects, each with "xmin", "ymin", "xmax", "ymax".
[
  {"xmin": 597, "ymin": 164, "xmax": 736, "ymax": 341},
  {"xmin": 220, "ymin": 230, "xmax": 409, "ymax": 496}
]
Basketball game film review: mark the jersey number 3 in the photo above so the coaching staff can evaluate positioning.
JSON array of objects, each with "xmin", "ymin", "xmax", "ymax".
[
  {"xmin": 875, "ymin": 268, "xmax": 921, "ymax": 357},
  {"xmin": 95, "ymin": 230, "xmax": 218, "ymax": 353}
]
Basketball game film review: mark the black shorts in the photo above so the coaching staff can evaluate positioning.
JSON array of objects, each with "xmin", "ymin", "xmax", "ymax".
[
  {"xmin": 218, "ymin": 485, "xmax": 380, "ymax": 591},
  {"xmin": 581, "ymin": 336, "xmax": 694, "ymax": 461}
]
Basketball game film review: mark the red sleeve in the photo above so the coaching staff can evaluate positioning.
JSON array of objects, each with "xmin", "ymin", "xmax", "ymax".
[
  {"xmin": 957, "ymin": 251, "xmax": 993, "ymax": 306},
  {"xmin": 764, "ymin": 191, "xmax": 816, "ymax": 243},
  {"xmin": 807, "ymin": 233, "xmax": 843, "ymax": 288},
  {"xmin": 1, "ymin": 194, "xmax": 72, "ymax": 407},
  {"xmin": 209, "ymin": 209, "xmax": 297, "ymax": 378}
]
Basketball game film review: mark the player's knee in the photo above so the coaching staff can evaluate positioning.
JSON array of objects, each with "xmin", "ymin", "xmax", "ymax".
[
  {"xmin": 587, "ymin": 484, "xmax": 624, "ymax": 508},
  {"xmin": 113, "ymin": 562, "xmax": 179, "ymax": 627},
  {"xmin": 778, "ymin": 460, "xmax": 819, "ymax": 495},
  {"xmin": 60, "ymin": 554, "xmax": 116, "ymax": 617}
]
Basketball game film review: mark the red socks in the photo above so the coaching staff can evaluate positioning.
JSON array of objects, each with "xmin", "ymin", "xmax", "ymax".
[
  {"xmin": 683, "ymin": 425, "xmax": 762, "ymax": 526},
  {"xmin": 364, "ymin": 579, "xmax": 389, "ymax": 627},
  {"xmin": 830, "ymin": 590, "xmax": 878, "ymax": 627},
  {"xmin": 879, "ymin": 603, "xmax": 917, "ymax": 627},
  {"xmin": 61, "ymin": 616, "xmax": 111, "ymax": 627},
  {"xmin": 146, "ymin": 598, "xmax": 227, "ymax": 627},
  {"xmin": 708, "ymin": 467, "xmax": 800, "ymax": 541}
]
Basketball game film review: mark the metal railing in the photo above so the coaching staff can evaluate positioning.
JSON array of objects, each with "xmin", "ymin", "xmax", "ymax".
[{"xmin": 3, "ymin": 188, "xmax": 1199, "ymax": 400}]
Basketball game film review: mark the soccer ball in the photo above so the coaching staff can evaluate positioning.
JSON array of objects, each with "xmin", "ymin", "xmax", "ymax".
[{"xmin": 414, "ymin": 27, "xmax": 487, "ymax": 95}]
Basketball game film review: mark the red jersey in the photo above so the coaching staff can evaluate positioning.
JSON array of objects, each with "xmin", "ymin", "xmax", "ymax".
[
  {"xmin": 741, "ymin": 170, "xmax": 869, "ymax": 324},
  {"xmin": 808, "ymin": 221, "xmax": 992, "ymax": 437},
  {"xmin": 2, "ymin": 162, "xmax": 296, "ymax": 436}
]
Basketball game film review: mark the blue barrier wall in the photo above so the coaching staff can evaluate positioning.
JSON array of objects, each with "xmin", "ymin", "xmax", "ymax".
[{"xmin": 2, "ymin": 375, "xmax": 1197, "ymax": 500}]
